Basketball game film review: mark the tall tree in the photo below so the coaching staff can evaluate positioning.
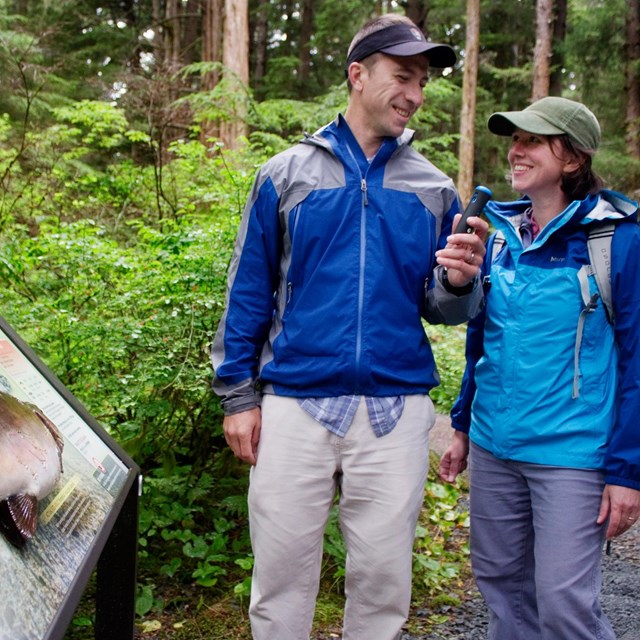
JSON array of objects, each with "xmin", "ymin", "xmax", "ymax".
[
  {"xmin": 298, "ymin": 0, "xmax": 314, "ymax": 86},
  {"xmin": 549, "ymin": 0, "xmax": 567, "ymax": 96},
  {"xmin": 251, "ymin": 0, "xmax": 270, "ymax": 98},
  {"xmin": 625, "ymin": 0, "xmax": 640, "ymax": 158},
  {"xmin": 532, "ymin": 0, "xmax": 554, "ymax": 101},
  {"xmin": 458, "ymin": 0, "xmax": 481, "ymax": 205},
  {"xmin": 200, "ymin": 0, "xmax": 224, "ymax": 144},
  {"xmin": 220, "ymin": 0, "xmax": 249, "ymax": 147}
]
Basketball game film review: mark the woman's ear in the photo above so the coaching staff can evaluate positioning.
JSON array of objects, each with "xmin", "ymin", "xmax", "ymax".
[{"xmin": 563, "ymin": 154, "xmax": 583, "ymax": 174}]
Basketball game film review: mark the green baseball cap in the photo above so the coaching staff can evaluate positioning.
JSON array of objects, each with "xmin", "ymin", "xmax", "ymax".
[{"xmin": 488, "ymin": 96, "xmax": 601, "ymax": 152}]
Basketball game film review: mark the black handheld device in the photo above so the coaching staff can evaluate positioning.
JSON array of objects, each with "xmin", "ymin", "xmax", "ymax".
[{"xmin": 454, "ymin": 185, "xmax": 492, "ymax": 234}]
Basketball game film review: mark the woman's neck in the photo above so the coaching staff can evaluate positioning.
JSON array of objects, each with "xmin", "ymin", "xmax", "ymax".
[{"xmin": 529, "ymin": 192, "xmax": 571, "ymax": 229}]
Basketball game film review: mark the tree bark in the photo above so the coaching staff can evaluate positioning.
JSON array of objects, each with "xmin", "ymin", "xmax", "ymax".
[
  {"xmin": 532, "ymin": 0, "xmax": 554, "ymax": 101},
  {"xmin": 164, "ymin": 0, "xmax": 182, "ymax": 76},
  {"xmin": 298, "ymin": 0, "xmax": 314, "ymax": 87},
  {"xmin": 404, "ymin": 0, "xmax": 428, "ymax": 32},
  {"xmin": 252, "ymin": 0, "xmax": 269, "ymax": 97},
  {"xmin": 549, "ymin": 0, "xmax": 567, "ymax": 96},
  {"xmin": 219, "ymin": 0, "xmax": 249, "ymax": 148},
  {"xmin": 200, "ymin": 0, "xmax": 224, "ymax": 145},
  {"xmin": 182, "ymin": 0, "xmax": 202, "ymax": 66},
  {"xmin": 458, "ymin": 0, "xmax": 481, "ymax": 206},
  {"xmin": 625, "ymin": 0, "xmax": 640, "ymax": 158},
  {"xmin": 202, "ymin": 0, "xmax": 223, "ymax": 91}
]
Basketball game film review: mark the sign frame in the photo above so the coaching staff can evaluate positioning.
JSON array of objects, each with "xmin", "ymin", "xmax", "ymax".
[{"xmin": 0, "ymin": 314, "xmax": 140, "ymax": 640}]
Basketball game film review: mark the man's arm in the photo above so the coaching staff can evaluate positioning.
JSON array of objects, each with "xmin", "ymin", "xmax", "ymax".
[{"xmin": 211, "ymin": 169, "xmax": 282, "ymax": 458}]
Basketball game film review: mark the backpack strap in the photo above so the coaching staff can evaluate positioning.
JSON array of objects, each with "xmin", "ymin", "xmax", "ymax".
[
  {"xmin": 572, "ymin": 223, "xmax": 615, "ymax": 398},
  {"xmin": 587, "ymin": 223, "xmax": 615, "ymax": 323},
  {"xmin": 482, "ymin": 231, "xmax": 506, "ymax": 293},
  {"xmin": 491, "ymin": 230, "xmax": 506, "ymax": 261}
]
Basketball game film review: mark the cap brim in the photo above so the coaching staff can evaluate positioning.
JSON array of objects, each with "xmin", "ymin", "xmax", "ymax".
[
  {"xmin": 488, "ymin": 112, "xmax": 566, "ymax": 137},
  {"xmin": 380, "ymin": 42, "xmax": 456, "ymax": 68}
]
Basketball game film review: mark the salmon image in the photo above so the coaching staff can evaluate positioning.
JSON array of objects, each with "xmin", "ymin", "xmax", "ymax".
[{"xmin": 0, "ymin": 391, "xmax": 64, "ymax": 548}]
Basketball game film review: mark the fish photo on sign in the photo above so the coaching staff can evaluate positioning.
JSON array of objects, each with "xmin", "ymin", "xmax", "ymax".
[{"xmin": 0, "ymin": 390, "xmax": 65, "ymax": 549}]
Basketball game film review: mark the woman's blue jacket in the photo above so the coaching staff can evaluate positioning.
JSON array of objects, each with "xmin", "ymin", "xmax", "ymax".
[{"xmin": 451, "ymin": 191, "xmax": 640, "ymax": 490}]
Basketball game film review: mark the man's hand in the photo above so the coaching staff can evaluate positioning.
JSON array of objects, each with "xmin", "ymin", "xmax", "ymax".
[
  {"xmin": 223, "ymin": 407, "xmax": 262, "ymax": 465},
  {"xmin": 597, "ymin": 484, "xmax": 640, "ymax": 539},
  {"xmin": 439, "ymin": 430, "xmax": 470, "ymax": 484},
  {"xmin": 436, "ymin": 214, "xmax": 489, "ymax": 288}
]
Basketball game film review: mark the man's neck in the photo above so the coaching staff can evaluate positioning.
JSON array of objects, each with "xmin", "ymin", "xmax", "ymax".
[{"xmin": 343, "ymin": 109, "xmax": 383, "ymax": 159}]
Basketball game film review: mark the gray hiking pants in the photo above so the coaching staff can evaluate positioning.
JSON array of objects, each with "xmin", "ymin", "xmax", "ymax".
[{"xmin": 469, "ymin": 442, "xmax": 615, "ymax": 640}]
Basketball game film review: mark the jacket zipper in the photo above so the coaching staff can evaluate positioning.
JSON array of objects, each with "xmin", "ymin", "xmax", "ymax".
[
  {"xmin": 285, "ymin": 204, "xmax": 302, "ymax": 310},
  {"xmin": 344, "ymin": 145, "xmax": 369, "ymax": 392}
]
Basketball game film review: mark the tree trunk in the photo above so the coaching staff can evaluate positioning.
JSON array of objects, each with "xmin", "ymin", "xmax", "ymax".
[
  {"xmin": 200, "ymin": 0, "xmax": 224, "ymax": 145},
  {"xmin": 252, "ymin": 0, "xmax": 269, "ymax": 98},
  {"xmin": 202, "ymin": 0, "xmax": 223, "ymax": 90},
  {"xmin": 532, "ymin": 0, "xmax": 554, "ymax": 101},
  {"xmin": 405, "ymin": 0, "xmax": 428, "ymax": 32},
  {"xmin": 549, "ymin": 0, "xmax": 567, "ymax": 96},
  {"xmin": 298, "ymin": 0, "xmax": 314, "ymax": 87},
  {"xmin": 219, "ymin": 0, "xmax": 249, "ymax": 148},
  {"xmin": 182, "ymin": 0, "xmax": 202, "ymax": 66},
  {"xmin": 458, "ymin": 0, "xmax": 481, "ymax": 206},
  {"xmin": 164, "ymin": 0, "xmax": 182, "ymax": 76},
  {"xmin": 625, "ymin": 0, "xmax": 640, "ymax": 158}
]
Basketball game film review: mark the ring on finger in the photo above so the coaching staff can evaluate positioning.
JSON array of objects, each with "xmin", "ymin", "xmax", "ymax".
[{"xmin": 466, "ymin": 251, "xmax": 475, "ymax": 264}]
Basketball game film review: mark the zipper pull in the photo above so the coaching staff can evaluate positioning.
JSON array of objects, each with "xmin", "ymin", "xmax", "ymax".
[{"xmin": 361, "ymin": 178, "xmax": 368, "ymax": 206}]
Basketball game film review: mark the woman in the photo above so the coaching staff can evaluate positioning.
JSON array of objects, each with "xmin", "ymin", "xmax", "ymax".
[{"xmin": 438, "ymin": 97, "xmax": 640, "ymax": 639}]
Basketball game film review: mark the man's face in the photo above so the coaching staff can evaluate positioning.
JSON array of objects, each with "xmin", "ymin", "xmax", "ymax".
[{"xmin": 357, "ymin": 53, "xmax": 429, "ymax": 140}]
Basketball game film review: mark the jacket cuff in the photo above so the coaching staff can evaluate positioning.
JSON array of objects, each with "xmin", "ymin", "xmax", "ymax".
[
  {"xmin": 440, "ymin": 267, "xmax": 476, "ymax": 296},
  {"xmin": 222, "ymin": 393, "xmax": 262, "ymax": 416}
]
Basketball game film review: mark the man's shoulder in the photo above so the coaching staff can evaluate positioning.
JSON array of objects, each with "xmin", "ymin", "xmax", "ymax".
[
  {"xmin": 261, "ymin": 131, "xmax": 333, "ymax": 174},
  {"xmin": 395, "ymin": 143, "xmax": 451, "ymax": 177},
  {"xmin": 386, "ymin": 144, "xmax": 457, "ymax": 205}
]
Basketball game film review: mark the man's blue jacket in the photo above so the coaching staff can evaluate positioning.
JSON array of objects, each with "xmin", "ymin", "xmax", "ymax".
[{"xmin": 212, "ymin": 116, "xmax": 483, "ymax": 415}]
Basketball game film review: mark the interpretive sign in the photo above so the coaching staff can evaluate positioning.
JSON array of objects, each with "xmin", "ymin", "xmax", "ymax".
[{"xmin": 0, "ymin": 315, "xmax": 140, "ymax": 640}]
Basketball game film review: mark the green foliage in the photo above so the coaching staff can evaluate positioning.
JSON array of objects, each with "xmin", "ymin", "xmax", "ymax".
[
  {"xmin": 0, "ymin": 215, "xmax": 230, "ymax": 467},
  {"xmin": 139, "ymin": 466, "xmax": 252, "ymax": 593},
  {"xmin": 413, "ymin": 477, "xmax": 470, "ymax": 597},
  {"xmin": 426, "ymin": 324, "xmax": 467, "ymax": 414}
]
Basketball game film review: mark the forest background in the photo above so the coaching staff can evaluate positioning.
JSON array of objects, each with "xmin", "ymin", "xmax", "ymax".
[{"xmin": 2, "ymin": 0, "xmax": 640, "ymax": 638}]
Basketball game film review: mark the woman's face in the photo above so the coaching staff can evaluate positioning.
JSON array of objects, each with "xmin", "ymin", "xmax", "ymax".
[{"xmin": 507, "ymin": 129, "xmax": 577, "ymax": 199}]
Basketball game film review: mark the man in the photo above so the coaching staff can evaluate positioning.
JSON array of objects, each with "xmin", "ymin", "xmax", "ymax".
[{"xmin": 212, "ymin": 13, "xmax": 488, "ymax": 640}]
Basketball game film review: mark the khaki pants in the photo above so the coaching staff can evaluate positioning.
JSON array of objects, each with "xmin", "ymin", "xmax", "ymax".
[{"xmin": 248, "ymin": 393, "xmax": 434, "ymax": 640}]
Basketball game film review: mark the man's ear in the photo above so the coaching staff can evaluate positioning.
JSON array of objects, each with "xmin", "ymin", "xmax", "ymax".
[{"xmin": 347, "ymin": 61, "xmax": 366, "ymax": 91}]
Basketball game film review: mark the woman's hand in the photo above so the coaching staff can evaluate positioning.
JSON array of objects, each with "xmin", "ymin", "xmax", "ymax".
[
  {"xmin": 597, "ymin": 484, "xmax": 640, "ymax": 539},
  {"xmin": 436, "ymin": 214, "xmax": 489, "ymax": 287},
  {"xmin": 439, "ymin": 430, "xmax": 470, "ymax": 483}
]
